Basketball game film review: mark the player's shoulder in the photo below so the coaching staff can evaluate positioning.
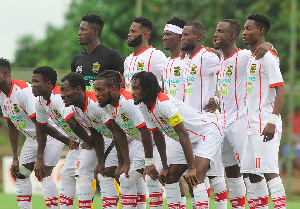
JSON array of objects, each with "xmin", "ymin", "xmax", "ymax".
[
  {"xmin": 86, "ymin": 91, "xmax": 97, "ymax": 102},
  {"xmin": 12, "ymin": 79, "xmax": 30, "ymax": 89},
  {"xmin": 100, "ymin": 44, "xmax": 122, "ymax": 56},
  {"xmin": 261, "ymin": 50, "xmax": 279, "ymax": 62}
]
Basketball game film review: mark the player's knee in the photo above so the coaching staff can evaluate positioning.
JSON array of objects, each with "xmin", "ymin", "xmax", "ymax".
[
  {"xmin": 75, "ymin": 176, "xmax": 93, "ymax": 187},
  {"xmin": 97, "ymin": 173, "xmax": 114, "ymax": 187},
  {"xmin": 61, "ymin": 175, "xmax": 75, "ymax": 185}
]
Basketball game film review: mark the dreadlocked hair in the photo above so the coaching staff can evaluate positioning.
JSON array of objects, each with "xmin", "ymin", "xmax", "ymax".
[
  {"xmin": 97, "ymin": 70, "xmax": 123, "ymax": 88},
  {"xmin": 131, "ymin": 71, "xmax": 161, "ymax": 103}
]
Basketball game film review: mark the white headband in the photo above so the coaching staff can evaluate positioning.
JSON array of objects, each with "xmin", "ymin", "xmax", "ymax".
[{"xmin": 164, "ymin": 24, "xmax": 183, "ymax": 34}]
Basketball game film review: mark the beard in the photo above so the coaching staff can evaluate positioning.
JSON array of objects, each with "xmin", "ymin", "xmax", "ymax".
[
  {"xmin": 133, "ymin": 98, "xmax": 143, "ymax": 105},
  {"xmin": 128, "ymin": 34, "xmax": 143, "ymax": 48},
  {"xmin": 181, "ymin": 41, "xmax": 196, "ymax": 52},
  {"xmin": 99, "ymin": 92, "xmax": 113, "ymax": 108}
]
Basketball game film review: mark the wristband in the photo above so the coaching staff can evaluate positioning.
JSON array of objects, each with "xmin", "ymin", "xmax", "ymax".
[
  {"xmin": 213, "ymin": 96, "xmax": 219, "ymax": 105},
  {"xmin": 269, "ymin": 114, "xmax": 279, "ymax": 125},
  {"xmin": 145, "ymin": 158, "xmax": 153, "ymax": 166}
]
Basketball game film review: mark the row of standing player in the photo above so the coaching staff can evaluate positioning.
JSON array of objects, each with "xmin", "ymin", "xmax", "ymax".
[{"xmin": 0, "ymin": 13, "xmax": 285, "ymax": 209}]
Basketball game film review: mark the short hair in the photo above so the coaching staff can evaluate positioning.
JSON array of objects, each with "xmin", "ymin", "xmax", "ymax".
[
  {"xmin": 131, "ymin": 71, "xmax": 161, "ymax": 103},
  {"xmin": 186, "ymin": 21, "xmax": 206, "ymax": 37},
  {"xmin": 33, "ymin": 66, "xmax": 57, "ymax": 86},
  {"xmin": 167, "ymin": 17, "xmax": 187, "ymax": 29},
  {"xmin": 97, "ymin": 70, "xmax": 122, "ymax": 88},
  {"xmin": 0, "ymin": 58, "xmax": 11, "ymax": 72},
  {"xmin": 133, "ymin": 17, "xmax": 153, "ymax": 31},
  {"xmin": 247, "ymin": 14, "xmax": 271, "ymax": 35},
  {"xmin": 222, "ymin": 19, "xmax": 241, "ymax": 39},
  {"xmin": 61, "ymin": 72, "xmax": 86, "ymax": 92},
  {"xmin": 82, "ymin": 13, "xmax": 105, "ymax": 37}
]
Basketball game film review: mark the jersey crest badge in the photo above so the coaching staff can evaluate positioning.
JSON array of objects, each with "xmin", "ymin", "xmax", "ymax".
[
  {"xmin": 159, "ymin": 117, "xmax": 167, "ymax": 124},
  {"xmin": 137, "ymin": 61, "xmax": 144, "ymax": 71},
  {"xmin": 121, "ymin": 113, "xmax": 129, "ymax": 122},
  {"xmin": 92, "ymin": 62, "xmax": 100, "ymax": 73},
  {"xmin": 54, "ymin": 110, "xmax": 62, "ymax": 118},
  {"xmin": 250, "ymin": 64, "xmax": 256, "ymax": 75},
  {"xmin": 13, "ymin": 104, "xmax": 20, "ymax": 113},
  {"xmin": 190, "ymin": 65, "xmax": 197, "ymax": 75},
  {"xmin": 174, "ymin": 66, "xmax": 181, "ymax": 76},
  {"xmin": 226, "ymin": 66, "xmax": 233, "ymax": 77}
]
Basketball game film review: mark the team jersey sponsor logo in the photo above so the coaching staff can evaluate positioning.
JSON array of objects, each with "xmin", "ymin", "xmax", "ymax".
[
  {"xmin": 246, "ymin": 81, "xmax": 253, "ymax": 94},
  {"xmin": 166, "ymin": 84, "xmax": 177, "ymax": 97},
  {"xmin": 218, "ymin": 77, "xmax": 232, "ymax": 84},
  {"xmin": 174, "ymin": 66, "xmax": 181, "ymax": 76},
  {"xmin": 127, "ymin": 128, "xmax": 139, "ymax": 136},
  {"xmin": 54, "ymin": 109, "xmax": 62, "ymax": 118},
  {"xmin": 169, "ymin": 113, "xmax": 182, "ymax": 126},
  {"xmin": 185, "ymin": 82, "xmax": 193, "ymax": 95},
  {"xmin": 137, "ymin": 61, "xmax": 145, "ymax": 70},
  {"xmin": 76, "ymin": 65, "xmax": 83, "ymax": 74},
  {"xmin": 226, "ymin": 66, "xmax": 233, "ymax": 77},
  {"xmin": 16, "ymin": 119, "xmax": 26, "ymax": 129},
  {"xmin": 86, "ymin": 80, "xmax": 95, "ymax": 91},
  {"xmin": 13, "ymin": 104, "xmax": 20, "ymax": 113},
  {"xmin": 219, "ymin": 84, "xmax": 228, "ymax": 96},
  {"xmin": 250, "ymin": 64, "xmax": 256, "ymax": 75},
  {"xmin": 92, "ymin": 62, "xmax": 100, "ymax": 73},
  {"xmin": 121, "ymin": 113, "xmax": 129, "ymax": 122},
  {"xmin": 190, "ymin": 65, "xmax": 197, "ymax": 75},
  {"xmin": 61, "ymin": 124, "xmax": 73, "ymax": 134}
]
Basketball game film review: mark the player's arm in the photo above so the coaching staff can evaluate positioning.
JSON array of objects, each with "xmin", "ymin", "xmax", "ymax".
[
  {"xmin": 262, "ymin": 85, "xmax": 285, "ymax": 141},
  {"xmin": 7, "ymin": 119, "xmax": 21, "ymax": 180},
  {"xmin": 91, "ymin": 128, "xmax": 106, "ymax": 179},
  {"xmin": 170, "ymin": 114, "xmax": 199, "ymax": 188},
  {"xmin": 152, "ymin": 128, "xmax": 168, "ymax": 185},
  {"xmin": 139, "ymin": 125, "xmax": 158, "ymax": 180},
  {"xmin": 110, "ymin": 119, "xmax": 130, "ymax": 178},
  {"xmin": 253, "ymin": 42, "xmax": 277, "ymax": 60},
  {"xmin": 66, "ymin": 116, "xmax": 93, "ymax": 147}
]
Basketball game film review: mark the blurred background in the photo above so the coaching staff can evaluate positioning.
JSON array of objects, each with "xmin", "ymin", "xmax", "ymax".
[{"xmin": 0, "ymin": 0, "xmax": 299, "ymax": 203}]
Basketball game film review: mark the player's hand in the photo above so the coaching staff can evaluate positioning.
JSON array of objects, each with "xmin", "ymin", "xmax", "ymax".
[
  {"xmin": 158, "ymin": 167, "xmax": 169, "ymax": 186},
  {"xmin": 34, "ymin": 158, "xmax": 46, "ymax": 181},
  {"xmin": 121, "ymin": 164, "xmax": 130, "ymax": 178},
  {"xmin": 185, "ymin": 168, "xmax": 199, "ymax": 189},
  {"xmin": 94, "ymin": 163, "xmax": 106, "ymax": 182},
  {"xmin": 69, "ymin": 140, "xmax": 79, "ymax": 150},
  {"xmin": 253, "ymin": 42, "xmax": 272, "ymax": 60},
  {"xmin": 81, "ymin": 141, "xmax": 92, "ymax": 150},
  {"xmin": 143, "ymin": 164, "xmax": 159, "ymax": 180},
  {"xmin": 10, "ymin": 159, "xmax": 20, "ymax": 180},
  {"xmin": 203, "ymin": 98, "xmax": 218, "ymax": 113},
  {"xmin": 261, "ymin": 123, "xmax": 276, "ymax": 142},
  {"xmin": 114, "ymin": 166, "xmax": 122, "ymax": 183}
]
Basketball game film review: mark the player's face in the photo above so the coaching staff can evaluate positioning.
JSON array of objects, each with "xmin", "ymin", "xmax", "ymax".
[
  {"xmin": 131, "ymin": 79, "xmax": 143, "ymax": 105},
  {"xmin": 31, "ymin": 74, "xmax": 48, "ymax": 97},
  {"xmin": 78, "ymin": 21, "xmax": 94, "ymax": 45},
  {"xmin": 242, "ymin": 20, "xmax": 260, "ymax": 45},
  {"xmin": 60, "ymin": 80, "xmax": 77, "ymax": 107},
  {"xmin": 181, "ymin": 25, "xmax": 197, "ymax": 52},
  {"xmin": 94, "ymin": 79, "xmax": 113, "ymax": 107},
  {"xmin": 163, "ymin": 30, "xmax": 181, "ymax": 51},
  {"xmin": 127, "ymin": 22, "xmax": 143, "ymax": 48},
  {"xmin": 214, "ymin": 22, "xmax": 232, "ymax": 50}
]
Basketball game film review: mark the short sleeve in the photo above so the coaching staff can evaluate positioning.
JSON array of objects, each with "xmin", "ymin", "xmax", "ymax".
[
  {"xmin": 35, "ymin": 97, "xmax": 49, "ymax": 124},
  {"xmin": 263, "ymin": 53, "xmax": 284, "ymax": 88},
  {"xmin": 203, "ymin": 51, "xmax": 220, "ymax": 75},
  {"xmin": 151, "ymin": 50, "xmax": 167, "ymax": 79},
  {"xmin": 17, "ymin": 87, "xmax": 36, "ymax": 118}
]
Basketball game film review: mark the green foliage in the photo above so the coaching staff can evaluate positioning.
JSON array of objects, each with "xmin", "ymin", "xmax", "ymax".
[{"xmin": 12, "ymin": 0, "xmax": 299, "ymax": 77}]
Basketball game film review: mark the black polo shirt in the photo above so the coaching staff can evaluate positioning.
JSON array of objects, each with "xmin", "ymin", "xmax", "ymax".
[{"xmin": 71, "ymin": 44, "xmax": 124, "ymax": 89}]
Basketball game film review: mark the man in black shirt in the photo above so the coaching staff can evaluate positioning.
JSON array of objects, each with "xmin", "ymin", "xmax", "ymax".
[{"xmin": 71, "ymin": 13, "xmax": 124, "ymax": 90}]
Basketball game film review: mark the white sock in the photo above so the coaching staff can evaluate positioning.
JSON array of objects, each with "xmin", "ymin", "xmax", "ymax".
[
  {"xmin": 227, "ymin": 176, "xmax": 246, "ymax": 208},
  {"xmin": 165, "ymin": 182, "xmax": 181, "ymax": 208},
  {"xmin": 145, "ymin": 175, "xmax": 163, "ymax": 208},
  {"xmin": 267, "ymin": 177, "xmax": 286, "ymax": 209},
  {"xmin": 119, "ymin": 172, "xmax": 138, "ymax": 208},
  {"xmin": 41, "ymin": 176, "xmax": 58, "ymax": 208},
  {"xmin": 136, "ymin": 176, "xmax": 147, "ymax": 209},
  {"xmin": 76, "ymin": 176, "xmax": 93, "ymax": 209},
  {"xmin": 16, "ymin": 178, "xmax": 32, "ymax": 209},
  {"xmin": 180, "ymin": 196, "xmax": 186, "ymax": 209},
  {"xmin": 244, "ymin": 177, "xmax": 254, "ymax": 209},
  {"xmin": 98, "ymin": 174, "xmax": 118, "ymax": 209},
  {"xmin": 191, "ymin": 197, "xmax": 196, "ymax": 208},
  {"xmin": 251, "ymin": 179, "xmax": 269, "ymax": 209},
  {"xmin": 193, "ymin": 183, "xmax": 209, "ymax": 209},
  {"xmin": 211, "ymin": 176, "xmax": 228, "ymax": 209},
  {"xmin": 60, "ymin": 175, "xmax": 76, "ymax": 208}
]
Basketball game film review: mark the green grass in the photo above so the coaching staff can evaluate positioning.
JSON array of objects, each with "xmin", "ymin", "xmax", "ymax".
[{"xmin": 1, "ymin": 193, "xmax": 299, "ymax": 209}]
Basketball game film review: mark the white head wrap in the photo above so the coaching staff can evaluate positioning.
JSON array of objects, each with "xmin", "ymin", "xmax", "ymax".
[{"xmin": 164, "ymin": 24, "xmax": 183, "ymax": 34}]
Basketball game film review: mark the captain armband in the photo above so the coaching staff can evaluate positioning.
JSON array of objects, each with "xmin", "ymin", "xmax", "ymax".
[{"xmin": 169, "ymin": 113, "xmax": 183, "ymax": 127}]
